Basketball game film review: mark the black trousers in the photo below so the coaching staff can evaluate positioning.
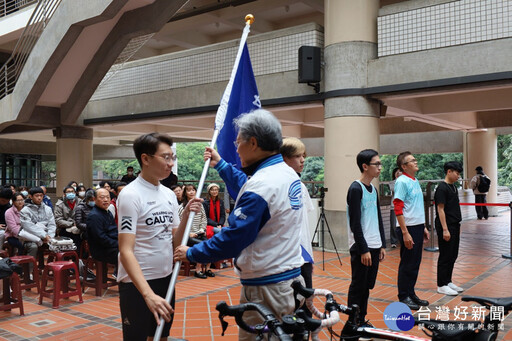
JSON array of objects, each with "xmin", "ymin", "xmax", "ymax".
[
  {"xmin": 119, "ymin": 273, "xmax": 175, "ymax": 340},
  {"xmin": 389, "ymin": 209, "xmax": 399, "ymax": 245},
  {"xmin": 347, "ymin": 247, "xmax": 380, "ymax": 322},
  {"xmin": 396, "ymin": 224, "xmax": 424, "ymax": 301},
  {"xmin": 436, "ymin": 224, "xmax": 460, "ymax": 287},
  {"xmin": 299, "ymin": 262, "xmax": 313, "ymax": 317},
  {"xmin": 95, "ymin": 247, "xmax": 119, "ymax": 266},
  {"xmin": 475, "ymin": 194, "xmax": 488, "ymax": 219}
]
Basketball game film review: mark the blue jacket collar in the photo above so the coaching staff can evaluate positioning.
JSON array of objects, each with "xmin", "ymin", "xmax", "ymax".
[{"xmin": 241, "ymin": 154, "xmax": 283, "ymax": 176}]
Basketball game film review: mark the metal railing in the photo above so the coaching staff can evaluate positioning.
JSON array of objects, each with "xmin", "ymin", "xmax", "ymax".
[
  {"xmin": 97, "ymin": 33, "xmax": 155, "ymax": 89},
  {"xmin": 0, "ymin": 0, "xmax": 61, "ymax": 99},
  {"xmin": 0, "ymin": 0, "xmax": 36, "ymax": 17}
]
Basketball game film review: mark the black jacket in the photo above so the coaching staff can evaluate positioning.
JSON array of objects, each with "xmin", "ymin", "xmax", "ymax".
[
  {"xmin": 203, "ymin": 198, "xmax": 225, "ymax": 226},
  {"xmin": 74, "ymin": 201, "xmax": 93, "ymax": 233},
  {"xmin": 86, "ymin": 206, "xmax": 118, "ymax": 261}
]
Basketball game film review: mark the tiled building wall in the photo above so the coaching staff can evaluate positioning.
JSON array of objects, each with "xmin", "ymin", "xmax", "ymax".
[
  {"xmin": 92, "ymin": 29, "xmax": 323, "ymax": 101},
  {"xmin": 378, "ymin": 0, "xmax": 512, "ymax": 57}
]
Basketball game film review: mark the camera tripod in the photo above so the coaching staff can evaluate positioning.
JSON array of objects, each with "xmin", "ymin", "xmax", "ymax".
[{"xmin": 311, "ymin": 187, "xmax": 343, "ymax": 270}]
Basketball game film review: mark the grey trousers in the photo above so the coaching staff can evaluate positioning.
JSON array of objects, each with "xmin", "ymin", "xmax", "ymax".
[{"xmin": 238, "ymin": 276, "xmax": 304, "ymax": 341}]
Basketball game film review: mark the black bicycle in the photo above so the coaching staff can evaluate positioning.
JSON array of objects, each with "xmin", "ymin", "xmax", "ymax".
[
  {"xmin": 292, "ymin": 280, "xmax": 512, "ymax": 341},
  {"xmin": 216, "ymin": 298, "xmax": 341, "ymax": 341},
  {"xmin": 216, "ymin": 282, "xmax": 512, "ymax": 340},
  {"xmin": 291, "ymin": 280, "xmax": 429, "ymax": 341}
]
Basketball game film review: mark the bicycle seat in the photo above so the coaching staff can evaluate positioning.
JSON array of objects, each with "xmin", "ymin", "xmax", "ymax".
[
  {"xmin": 462, "ymin": 296, "xmax": 512, "ymax": 311},
  {"xmin": 416, "ymin": 320, "xmax": 482, "ymax": 341}
]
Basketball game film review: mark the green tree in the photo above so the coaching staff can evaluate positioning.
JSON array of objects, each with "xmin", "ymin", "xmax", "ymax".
[
  {"xmin": 497, "ymin": 134, "xmax": 512, "ymax": 188},
  {"xmin": 302, "ymin": 157, "xmax": 324, "ymax": 182},
  {"xmin": 175, "ymin": 142, "xmax": 223, "ymax": 182},
  {"xmin": 500, "ymin": 137, "xmax": 512, "ymax": 188},
  {"xmin": 94, "ymin": 159, "xmax": 139, "ymax": 180}
]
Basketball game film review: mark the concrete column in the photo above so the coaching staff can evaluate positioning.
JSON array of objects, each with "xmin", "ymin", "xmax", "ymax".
[
  {"xmin": 54, "ymin": 126, "xmax": 93, "ymax": 193},
  {"xmin": 322, "ymin": 0, "xmax": 380, "ymax": 251},
  {"xmin": 463, "ymin": 129, "xmax": 498, "ymax": 216}
]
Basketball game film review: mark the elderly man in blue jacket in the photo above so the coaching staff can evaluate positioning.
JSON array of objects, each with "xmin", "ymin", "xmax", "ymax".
[{"xmin": 175, "ymin": 109, "xmax": 304, "ymax": 341}]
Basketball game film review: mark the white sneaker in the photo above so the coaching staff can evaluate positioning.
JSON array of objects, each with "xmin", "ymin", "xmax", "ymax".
[
  {"xmin": 448, "ymin": 282, "xmax": 464, "ymax": 293},
  {"xmin": 438, "ymin": 285, "xmax": 458, "ymax": 296}
]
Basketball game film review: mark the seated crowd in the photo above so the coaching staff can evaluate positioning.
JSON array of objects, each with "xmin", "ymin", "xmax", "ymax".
[{"xmin": 0, "ymin": 175, "xmax": 229, "ymax": 280}]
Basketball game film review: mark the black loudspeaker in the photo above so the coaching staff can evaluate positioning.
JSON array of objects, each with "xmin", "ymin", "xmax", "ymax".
[{"xmin": 298, "ymin": 46, "xmax": 321, "ymax": 83}]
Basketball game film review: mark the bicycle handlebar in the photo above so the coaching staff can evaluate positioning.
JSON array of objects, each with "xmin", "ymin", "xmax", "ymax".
[
  {"xmin": 292, "ymin": 280, "xmax": 355, "ymax": 318},
  {"xmin": 216, "ymin": 295, "xmax": 342, "ymax": 341},
  {"xmin": 216, "ymin": 301, "xmax": 292, "ymax": 341}
]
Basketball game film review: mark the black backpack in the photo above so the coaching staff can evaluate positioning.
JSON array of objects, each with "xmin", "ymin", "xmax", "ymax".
[{"xmin": 478, "ymin": 175, "xmax": 491, "ymax": 193}]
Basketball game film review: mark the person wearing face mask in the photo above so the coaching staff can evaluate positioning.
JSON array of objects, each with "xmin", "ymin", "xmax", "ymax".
[
  {"xmin": 18, "ymin": 186, "xmax": 29, "ymax": 200},
  {"xmin": 76, "ymin": 185, "xmax": 87, "ymax": 200},
  {"xmin": 67, "ymin": 180, "xmax": 78, "ymax": 192},
  {"xmin": 74, "ymin": 189, "xmax": 98, "ymax": 281},
  {"xmin": 75, "ymin": 189, "xmax": 96, "ymax": 240},
  {"xmin": 40, "ymin": 185, "xmax": 54, "ymax": 211},
  {"xmin": 55, "ymin": 185, "xmax": 82, "ymax": 249},
  {"xmin": 121, "ymin": 166, "xmax": 137, "ymax": 184}
]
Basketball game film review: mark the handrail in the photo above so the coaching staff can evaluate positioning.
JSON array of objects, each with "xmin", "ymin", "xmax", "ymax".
[
  {"xmin": 0, "ymin": 0, "xmax": 37, "ymax": 18},
  {"xmin": 0, "ymin": 0, "xmax": 62, "ymax": 99},
  {"xmin": 97, "ymin": 33, "xmax": 155, "ymax": 88}
]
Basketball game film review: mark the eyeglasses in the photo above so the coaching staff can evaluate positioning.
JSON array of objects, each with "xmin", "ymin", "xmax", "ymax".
[
  {"xmin": 14, "ymin": 199, "xmax": 24, "ymax": 202},
  {"xmin": 403, "ymin": 158, "xmax": 418, "ymax": 165},
  {"xmin": 150, "ymin": 153, "xmax": 177, "ymax": 163},
  {"xmin": 369, "ymin": 162, "xmax": 382, "ymax": 167}
]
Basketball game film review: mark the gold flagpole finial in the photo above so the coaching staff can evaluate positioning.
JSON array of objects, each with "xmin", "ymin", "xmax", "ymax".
[{"xmin": 245, "ymin": 14, "xmax": 254, "ymax": 25}]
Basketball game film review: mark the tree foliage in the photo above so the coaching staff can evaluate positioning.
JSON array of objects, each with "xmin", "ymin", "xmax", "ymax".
[
  {"xmin": 175, "ymin": 142, "xmax": 222, "ymax": 182},
  {"xmin": 93, "ymin": 159, "xmax": 139, "ymax": 180},
  {"xmin": 498, "ymin": 134, "xmax": 512, "ymax": 188},
  {"xmin": 302, "ymin": 157, "xmax": 324, "ymax": 182}
]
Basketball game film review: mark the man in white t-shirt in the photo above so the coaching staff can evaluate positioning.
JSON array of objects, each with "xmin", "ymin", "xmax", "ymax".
[{"xmin": 117, "ymin": 133, "xmax": 202, "ymax": 341}]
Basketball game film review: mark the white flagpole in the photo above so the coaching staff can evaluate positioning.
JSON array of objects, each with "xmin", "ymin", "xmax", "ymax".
[{"xmin": 154, "ymin": 14, "xmax": 255, "ymax": 340}]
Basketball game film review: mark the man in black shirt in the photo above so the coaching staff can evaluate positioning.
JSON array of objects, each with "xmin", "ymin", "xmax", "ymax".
[
  {"xmin": 120, "ymin": 166, "xmax": 137, "ymax": 184},
  {"xmin": 434, "ymin": 161, "xmax": 464, "ymax": 296},
  {"xmin": 160, "ymin": 170, "xmax": 178, "ymax": 189}
]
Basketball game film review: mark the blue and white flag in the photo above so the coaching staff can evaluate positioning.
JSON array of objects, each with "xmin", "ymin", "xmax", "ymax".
[{"xmin": 216, "ymin": 43, "xmax": 261, "ymax": 169}]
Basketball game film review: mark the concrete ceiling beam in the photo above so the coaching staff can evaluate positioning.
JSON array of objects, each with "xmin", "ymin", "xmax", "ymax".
[
  {"xmin": 10, "ymin": 0, "xmax": 131, "ymax": 130},
  {"xmin": 60, "ymin": 0, "xmax": 189, "ymax": 125},
  {"xmin": 417, "ymin": 87, "xmax": 512, "ymax": 115}
]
